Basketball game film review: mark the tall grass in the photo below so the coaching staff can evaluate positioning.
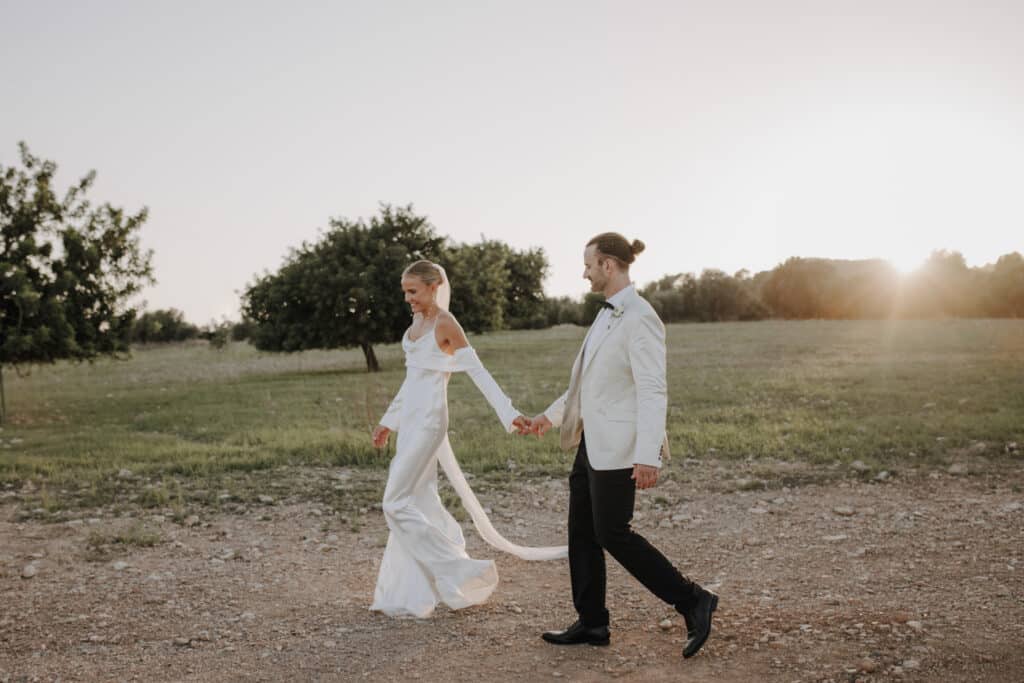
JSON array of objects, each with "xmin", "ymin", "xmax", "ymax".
[{"xmin": 2, "ymin": 320, "xmax": 1021, "ymax": 501}]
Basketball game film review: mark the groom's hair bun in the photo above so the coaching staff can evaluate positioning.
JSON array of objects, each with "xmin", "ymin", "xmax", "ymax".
[
  {"xmin": 587, "ymin": 232, "xmax": 643, "ymax": 267},
  {"xmin": 403, "ymin": 260, "xmax": 444, "ymax": 285}
]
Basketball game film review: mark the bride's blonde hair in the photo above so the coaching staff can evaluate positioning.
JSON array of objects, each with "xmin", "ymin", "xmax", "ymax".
[{"xmin": 402, "ymin": 260, "xmax": 445, "ymax": 285}]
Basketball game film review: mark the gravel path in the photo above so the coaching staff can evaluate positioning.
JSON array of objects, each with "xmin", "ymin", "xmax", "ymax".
[{"xmin": 2, "ymin": 460, "xmax": 1023, "ymax": 682}]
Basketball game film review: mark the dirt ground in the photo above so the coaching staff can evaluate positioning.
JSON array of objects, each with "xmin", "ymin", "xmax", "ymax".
[{"xmin": 2, "ymin": 457, "xmax": 1023, "ymax": 682}]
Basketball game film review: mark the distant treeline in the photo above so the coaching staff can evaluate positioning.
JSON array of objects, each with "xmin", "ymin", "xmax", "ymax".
[
  {"xmin": 138, "ymin": 249, "xmax": 1024, "ymax": 348},
  {"xmin": 635, "ymin": 250, "xmax": 1024, "ymax": 323}
]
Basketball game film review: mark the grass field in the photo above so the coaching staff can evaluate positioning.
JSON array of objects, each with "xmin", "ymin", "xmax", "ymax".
[{"xmin": 2, "ymin": 320, "xmax": 1022, "ymax": 516}]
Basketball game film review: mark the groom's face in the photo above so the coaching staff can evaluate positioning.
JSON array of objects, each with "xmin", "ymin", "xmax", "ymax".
[{"xmin": 583, "ymin": 244, "xmax": 609, "ymax": 293}]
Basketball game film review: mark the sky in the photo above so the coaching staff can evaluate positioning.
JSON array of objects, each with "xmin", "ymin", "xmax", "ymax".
[{"xmin": 2, "ymin": 0, "xmax": 1022, "ymax": 323}]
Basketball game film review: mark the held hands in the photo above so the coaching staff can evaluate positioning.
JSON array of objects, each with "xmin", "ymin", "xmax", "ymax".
[
  {"xmin": 631, "ymin": 464, "xmax": 659, "ymax": 490},
  {"xmin": 528, "ymin": 414, "xmax": 552, "ymax": 437},
  {"xmin": 371, "ymin": 425, "xmax": 390, "ymax": 448},
  {"xmin": 512, "ymin": 415, "xmax": 533, "ymax": 435}
]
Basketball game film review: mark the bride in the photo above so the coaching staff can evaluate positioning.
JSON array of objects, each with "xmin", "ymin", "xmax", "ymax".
[{"xmin": 369, "ymin": 260, "xmax": 567, "ymax": 618}]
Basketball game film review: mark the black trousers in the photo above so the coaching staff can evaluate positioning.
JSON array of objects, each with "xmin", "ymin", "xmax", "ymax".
[{"xmin": 569, "ymin": 433, "xmax": 698, "ymax": 627}]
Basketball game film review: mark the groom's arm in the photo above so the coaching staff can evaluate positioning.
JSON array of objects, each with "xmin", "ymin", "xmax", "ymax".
[
  {"xmin": 628, "ymin": 310, "xmax": 668, "ymax": 469},
  {"xmin": 543, "ymin": 390, "xmax": 570, "ymax": 428}
]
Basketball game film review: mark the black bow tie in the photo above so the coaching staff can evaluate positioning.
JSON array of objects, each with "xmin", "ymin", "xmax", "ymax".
[{"xmin": 600, "ymin": 300, "xmax": 615, "ymax": 309}]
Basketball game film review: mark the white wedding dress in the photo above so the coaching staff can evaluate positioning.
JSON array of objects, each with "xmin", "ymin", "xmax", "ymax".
[{"xmin": 370, "ymin": 319, "xmax": 567, "ymax": 618}]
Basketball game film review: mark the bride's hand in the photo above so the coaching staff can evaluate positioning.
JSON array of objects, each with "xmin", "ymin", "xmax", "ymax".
[
  {"xmin": 512, "ymin": 415, "xmax": 532, "ymax": 435},
  {"xmin": 372, "ymin": 425, "xmax": 391, "ymax": 448}
]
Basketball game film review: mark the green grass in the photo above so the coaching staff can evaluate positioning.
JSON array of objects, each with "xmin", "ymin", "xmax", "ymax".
[{"xmin": 2, "ymin": 320, "xmax": 1022, "ymax": 514}]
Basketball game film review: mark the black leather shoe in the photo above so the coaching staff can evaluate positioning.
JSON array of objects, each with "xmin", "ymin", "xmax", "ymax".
[
  {"xmin": 541, "ymin": 619, "xmax": 610, "ymax": 646},
  {"xmin": 678, "ymin": 589, "xmax": 718, "ymax": 658}
]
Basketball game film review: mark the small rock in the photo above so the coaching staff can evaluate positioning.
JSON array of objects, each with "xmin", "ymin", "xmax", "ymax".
[
  {"xmin": 326, "ymin": 534, "xmax": 339, "ymax": 543},
  {"xmin": 850, "ymin": 460, "xmax": 870, "ymax": 473},
  {"xmin": 112, "ymin": 561, "xmax": 129, "ymax": 571},
  {"xmin": 902, "ymin": 658, "xmax": 920, "ymax": 669},
  {"xmin": 874, "ymin": 470, "xmax": 891, "ymax": 482},
  {"xmin": 184, "ymin": 515, "xmax": 200, "ymax": 527},
  {"xmin": 21, "ymin": 563, "xmax": 38, "ymax": 579},
  {"xmin": 859, "ymin": 658, "xmax": 878, "ymax": 673},
  {"xmin": 117, "ymin": 468, "xmax": 134, "ymax": 480},
  {"xmin": 823, "ymin": 534, "xmax": 848, "ymax": 542},
  {"xmin": 833, "ymin": 506, "xmax": 856, "ymax": 517},
  {"xmin": 173, "ymin": 637, "xmax": 191, "ymax": 647},
  {"xmin": 948, "ymin": 463, "xmax": 968, "ymax": 475},
  {"xmin": 258, "ymin": 495, "xmax": 275, "ymax": 504},
  {"xmin": 907, "ymin": 620, "xmax": 924, "ymax": 632},
  {"xmin": 659, "ymin": 618, "xmax": 673, "ymax": 631},
  {"xmin": 749, "ymin": 507, "xmax": 769, "ymax": 515}
]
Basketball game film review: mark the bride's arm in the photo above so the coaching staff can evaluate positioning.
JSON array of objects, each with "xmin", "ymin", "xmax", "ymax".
[
  {"xmin": 437, "ymin": 314, "xmax": 524, "ymax": 432},
  {"xmin": 378, "ymin": 378, "xmax": 408, "ymax": 432}
]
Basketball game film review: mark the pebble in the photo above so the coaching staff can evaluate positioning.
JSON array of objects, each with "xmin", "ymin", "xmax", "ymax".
[
  {"xmin": 948, "ymin": 463, "xmax": 968, "ymax": 475},
  {"xmin": 823, "ymin": 534, "xmax": 848, "ymax": 542},
  {"xmin": 833, "ymin": 506, "xmax": 855, "ymax": 517},
  {"xmin": 258, "ymin": 495, "xmax": 275, "ymax": 504},
  {"xmin": 858, "ymin": 657, "xmax": 878, "ymax": 673},
  {"xmin": 749, "ymin": 507, "xmax": 769, "ymax": 515},
  {"xmin": 117, "ymin": 469, "xmax": 134, "ymax": 480},
  {"xmin": 659, "ymin": 618, "xmax": 673, "ymax": 631},
  {"xmin": 184, "ymin": 515, "xmax": 200, "ymax": 527},
  {"xmin": 21, "ymin": 563, "xmax": 38, "ymax": 579},
  {"xmin": 902, "ymin": 658, "xmax": 920, "ymax": 669},
  {"xmin": 850, "ymin": 460, "xmax": 870, "ymax": 473},
  {"xmin": 112, "ymin": 561, "xmax": 129, "ymax": 571}
]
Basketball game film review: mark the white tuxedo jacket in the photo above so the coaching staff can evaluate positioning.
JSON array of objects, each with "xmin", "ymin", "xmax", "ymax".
[{"xmin": 544, "ymin": 286, "xmax": 670, "ymax": 470}]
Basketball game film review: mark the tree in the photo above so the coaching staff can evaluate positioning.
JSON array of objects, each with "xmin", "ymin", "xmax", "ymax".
[
  {"xmin": 443, "ymin": 239, "xmax": 510, "ymax": 334},
  {"xmin": 131, "ymin": 308, "xmax": 200, "ymax": 344},
  {"xmin": 986, "ymin": 252, "xmax": 1024, "ymax": 317},
  {"xmin": 0, "ymin": 142, "xmax": 154, "ymax": 420},
  {"xmin": 241, "ymin": 204, "xmax": 445, "ymax": 372},
  {"xmin": 503, "ymin": 246, "xmax": 549, "ymax": 329}
]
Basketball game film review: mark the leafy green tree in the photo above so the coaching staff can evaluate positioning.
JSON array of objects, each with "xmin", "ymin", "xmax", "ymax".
[
  {"xmin": 0, "ymin": 142, "xmax": 153, "ymax": 420},
  {"xmin": 442, "ymin": 239, "xmax": 509, "ymax": 333},
  {"xmin": 241, "ymin": 204, "xmax": 445, "ymax": 372},
  {"xmin": 131, "ymin": 308, "xmax": 200, "ymax": 344},
  {"xmin": 504, "ymin": 246, "xmax": 549, "ymax": 329}
]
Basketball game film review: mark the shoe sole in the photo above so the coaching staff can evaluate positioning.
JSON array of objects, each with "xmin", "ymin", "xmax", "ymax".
[
  {"xmin": 542, "ymin": 636, "xmax": 611, "ymax": 647},
  {"xmin": 682, "ymin": 594, "xmax": 718, "ymax": 659}
]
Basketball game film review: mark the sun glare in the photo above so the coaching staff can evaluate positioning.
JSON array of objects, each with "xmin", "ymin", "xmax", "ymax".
[{"xmin": 888, "ymin": 253, "xmax": 924, "ymax": 276}]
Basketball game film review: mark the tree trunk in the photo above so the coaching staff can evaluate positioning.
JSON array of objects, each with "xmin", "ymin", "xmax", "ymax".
[{"xmin": 360, "ymin": 343, "xmax": 380, "ymax": 372}]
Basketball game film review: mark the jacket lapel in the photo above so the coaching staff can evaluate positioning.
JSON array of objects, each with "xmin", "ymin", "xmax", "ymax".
[{"xmin": 580, "ymin": 288, "xmax": 631, "ymax": 377}]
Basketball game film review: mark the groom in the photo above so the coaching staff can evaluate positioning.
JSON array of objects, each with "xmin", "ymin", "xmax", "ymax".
[{"xmin": 529, "ymin": 232, "xmax": 717, "ymax": 659}]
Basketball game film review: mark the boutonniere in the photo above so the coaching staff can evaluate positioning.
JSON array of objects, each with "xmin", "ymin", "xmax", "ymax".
[{"xmin": 607, "ymin": 306, "xmax": 625, "ymax": 328}]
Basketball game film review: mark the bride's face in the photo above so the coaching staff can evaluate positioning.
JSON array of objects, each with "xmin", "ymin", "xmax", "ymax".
[{"xmin": 401, "ymin": 275, "xmax": 438, "ymax": 316}]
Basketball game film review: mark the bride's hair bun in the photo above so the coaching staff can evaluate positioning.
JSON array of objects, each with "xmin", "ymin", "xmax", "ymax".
[
  {"xmin": 403, "ymin": 259, "xmax": 444, "ymax": 285},
  {"xmin": 630, "ymin": 239, "xmax": 646, "ymax": 255}
]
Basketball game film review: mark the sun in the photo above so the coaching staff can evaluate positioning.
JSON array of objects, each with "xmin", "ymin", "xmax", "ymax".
[{"xmin": 887, "ymin": 252, "xmax": 924, "ymax": 275}]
